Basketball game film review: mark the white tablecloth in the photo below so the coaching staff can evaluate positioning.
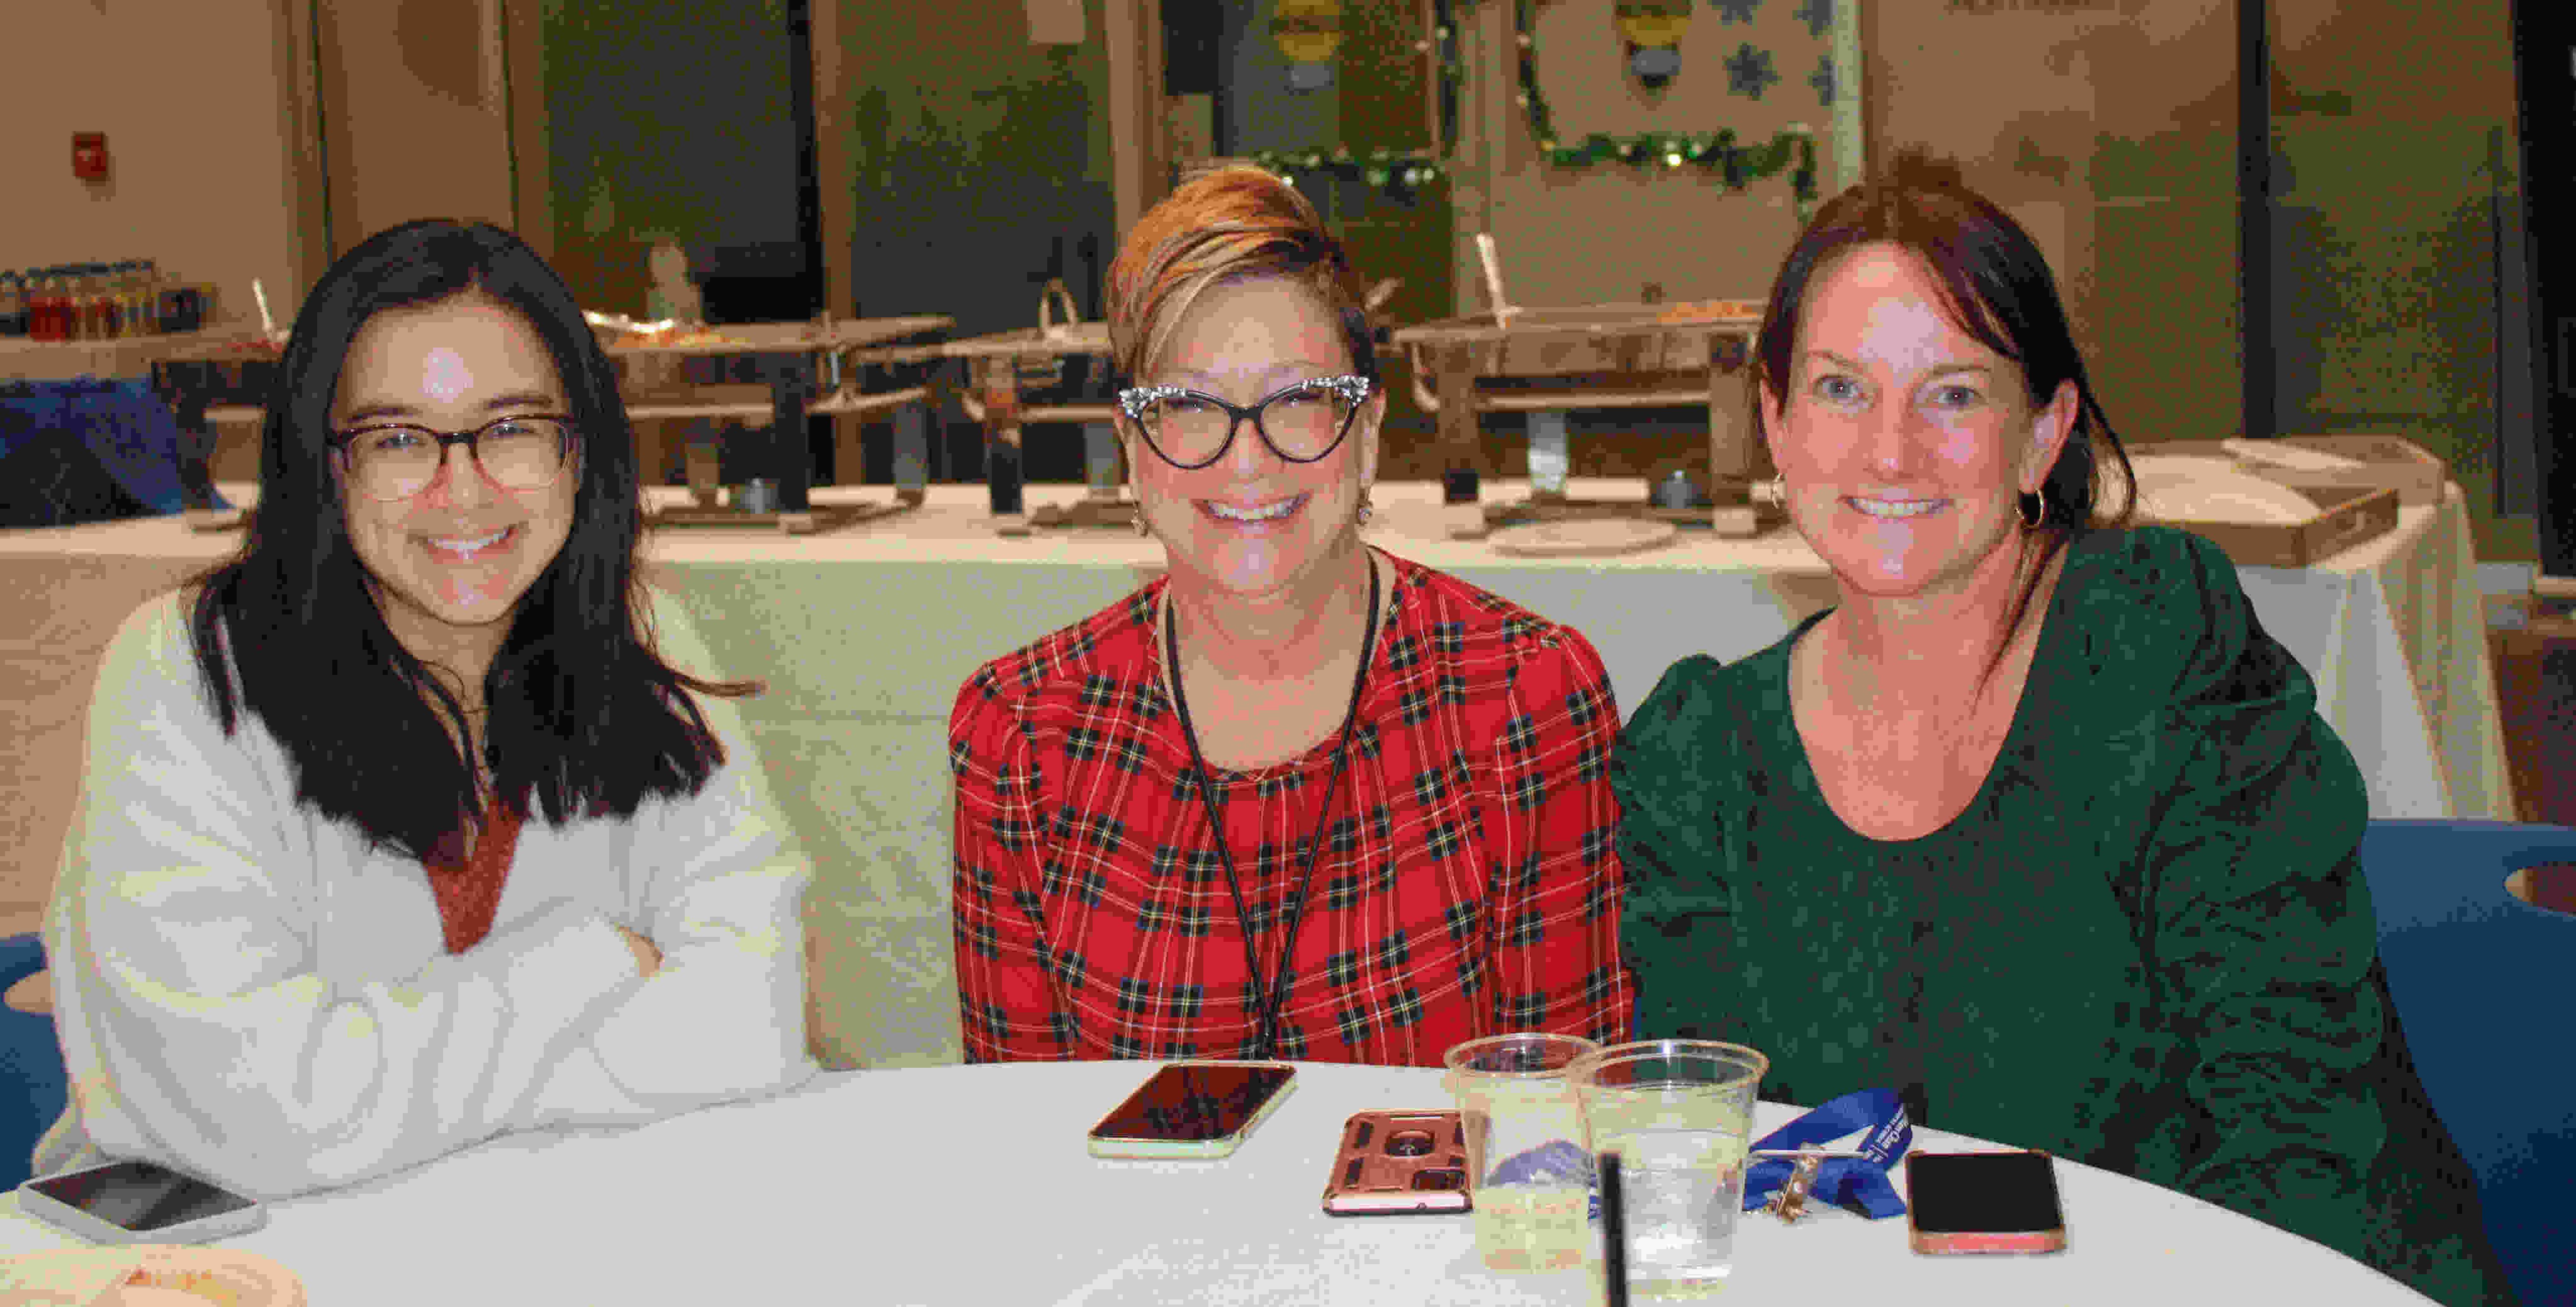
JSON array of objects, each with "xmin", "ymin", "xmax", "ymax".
[
  {"xmin": 0, "ymin": 1062, "xmax": 2433, "ymax": 1306},
  {"xmin": 0, "ymin": 478, "xmax": 2513, "ymax": 1068}
]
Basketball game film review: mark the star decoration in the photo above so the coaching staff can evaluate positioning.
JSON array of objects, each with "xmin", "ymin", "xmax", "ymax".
[
  {"xmin": 1711, "ymin": 0, "xmax": 1762, "ymax": 21},
  {"xmin": 1810, "ymin": 54, "xmax": 1835, "ymax": 106},
  {"xmin": 1795, "ymin": 0, "xmax": 1833, "ymax": 39},
  {"xmin": 1724, "ymin": 43, "xmax": 1779, "ymax": 99}
]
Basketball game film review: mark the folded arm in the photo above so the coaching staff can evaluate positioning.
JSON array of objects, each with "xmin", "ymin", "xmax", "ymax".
[{"xmin": 50, "ymin": 607, "xmax": 641, "ymax": 1199}]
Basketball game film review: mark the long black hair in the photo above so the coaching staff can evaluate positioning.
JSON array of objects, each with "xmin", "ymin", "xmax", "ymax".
[
  {"xmin": 1751, "ymin": 147, "xmax": 2139, "ymax": 684},
  {"xmin": 188, "ymin": 218, "xmax": 754, "ymax": 861}
]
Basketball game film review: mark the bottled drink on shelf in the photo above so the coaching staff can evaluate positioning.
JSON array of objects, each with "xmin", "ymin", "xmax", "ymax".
[
  {"xmin": 65, "ymin": 266, "xmax": 93, "ymax": 341},
  {"xmin": 30, "ymin": 269, "xmax": 63, "ymax": 341},
  {"xmin": 0, "ymin": 271, "xmax": 24, "ymax": 337},
  {"xmin": 87, "ymin": 265, "xmax": 119, "ymax": 341}
]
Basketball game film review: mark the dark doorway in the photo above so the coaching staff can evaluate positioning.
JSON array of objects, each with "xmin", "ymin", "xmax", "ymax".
[
  {"xmin": 2517, "ymin": 0, "xmax": 2576, "ymax": 573},
  {"xmin": 2238, "ymin": 0, "xmax": 2275, "ymax": 443},
  {"xmin": 692, "ymin": 0, "xmax": 835, "ymax": 480}
]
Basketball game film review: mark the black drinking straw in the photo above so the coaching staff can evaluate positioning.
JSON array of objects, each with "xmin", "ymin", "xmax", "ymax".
[{"xmin": 1600, "ymin": 1151, "xmax": 1630, "ymax": 1307}]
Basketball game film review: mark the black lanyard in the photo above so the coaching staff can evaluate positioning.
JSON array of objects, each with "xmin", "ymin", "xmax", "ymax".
[{"xmin": 1164, "ymin": 555, "xmax": 1382, "ymax": 1061}]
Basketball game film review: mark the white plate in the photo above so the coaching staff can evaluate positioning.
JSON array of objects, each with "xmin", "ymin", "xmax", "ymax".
[
  {"xmin": 1487, "ymin": 516, "xmax": 1679, "ymax": 557},
  {"xmin": 2125, "ymin": 458, "xmax": 2320, "ymax": 526}
]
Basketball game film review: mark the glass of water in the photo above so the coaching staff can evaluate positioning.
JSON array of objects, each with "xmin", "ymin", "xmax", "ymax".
[
  {"xmin": 1444, "ymin": 1033, "xmax": 1601, "ymax": 1272},
  {"xmin": 1572, "ymin": 1041, "xmax": 1770, "ymax": 1298}
]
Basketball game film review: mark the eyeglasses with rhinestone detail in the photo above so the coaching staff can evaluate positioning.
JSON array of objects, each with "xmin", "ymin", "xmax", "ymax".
[
  {"xmin": 1115, "ymin": 375, "xmax": 1372, "ymax": 470},
  {"xmin": 330, "ymin": 414, "xmax": 578, "ymax": 502}
]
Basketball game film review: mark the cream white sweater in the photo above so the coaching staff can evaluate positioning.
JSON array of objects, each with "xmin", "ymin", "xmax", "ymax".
[{"xmin": 35, "ymin": 587, "xmax": 820, "ymax": 1199}]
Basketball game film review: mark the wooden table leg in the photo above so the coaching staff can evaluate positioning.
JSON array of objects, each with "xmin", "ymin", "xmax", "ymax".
[
  {"xmin": 765, "ymin": 352, "xmax": 815, "ymax": 517},
  {"xmin": 891, "ymin": 398, "xmax": 931, "ymax": 506},
  {"xmin": 1707, "ymin": 330, "xmax": 1770, "ymax": 537},
  {"xmin": 981, "ymin": 357, "xmax": 1031, "ymax": 536},
  {"xmin": 163, "ymin": 361, "xmax": 219, "ymax": 511},
  {"xmin": 1435, "ymin": 344, "xmax": 1486, "ymax": 538}
]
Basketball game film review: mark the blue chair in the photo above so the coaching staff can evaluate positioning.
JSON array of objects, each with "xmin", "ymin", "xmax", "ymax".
[
  {"xmin": 0, "ymin": 932, "xmax": 67, "ymax": 1191},
  {"xmin": 2359, "ymin": 820, "xmax": 2576, "ymax": 1307}
]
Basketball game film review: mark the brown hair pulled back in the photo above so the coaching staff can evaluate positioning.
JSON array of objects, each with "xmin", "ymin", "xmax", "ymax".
[{"xmin": 1752, "ymin": 147, "xmax": 2138, "ymax": 681}]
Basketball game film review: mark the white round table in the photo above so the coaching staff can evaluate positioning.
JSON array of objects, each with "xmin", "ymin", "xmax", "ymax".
[{"xmin": 0, "ymin": 1062, "xmax": 2433, "ymax": 1304}]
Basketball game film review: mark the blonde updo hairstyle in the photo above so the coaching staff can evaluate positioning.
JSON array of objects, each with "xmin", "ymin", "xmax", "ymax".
[{"xmin": 1105, "ymin": 167, "xmax": 1380, "ymax": 396}]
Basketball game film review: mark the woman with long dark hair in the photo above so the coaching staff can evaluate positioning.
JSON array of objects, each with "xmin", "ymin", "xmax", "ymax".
[
  {"xmin": 1613, "ymin": 151, "xmax": 2510, "ymax": 1304},
  {"xmin": 37, "ymin": 220, "xmax": 817, "ymax": 1199}
]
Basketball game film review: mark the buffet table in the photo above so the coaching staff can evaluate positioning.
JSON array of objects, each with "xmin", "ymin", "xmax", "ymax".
[
  {"xmin": 0, "ymin": 329, "xmax": 265, "ymax": 385},
  {"xmin": 0, "ymin": 1061, "xmax": 2439, "ymax": 1306},
  {"xmin": 0, "ymin": 477, "xmax": 2511, "ymax": 1068},
  {"xmin": 1392, "ymin": 301, "xmax": 1780, "ymax": 536},
  {"xmin": 149, "ymin": 315, "xmax": 955, "ymax": 529}
]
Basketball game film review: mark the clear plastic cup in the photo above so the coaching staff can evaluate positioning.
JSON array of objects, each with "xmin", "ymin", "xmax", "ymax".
[
  {"xmin": 1574, "ymin": 1040, "xmax": 1770, "ymax": 1298},
  {"xmin": 1443, "ymin": 1032, "xmax": 1600, "ymax": 1272}
]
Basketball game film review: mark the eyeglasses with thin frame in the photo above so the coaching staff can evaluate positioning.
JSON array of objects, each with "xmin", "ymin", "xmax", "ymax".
[
  {"xmin": 1116, "ymin": 375, "xmax": 1373, "ymax": 470},
  {"xmin": 330, "ymin": 414, "xmax": 578, "ymax": 502}
]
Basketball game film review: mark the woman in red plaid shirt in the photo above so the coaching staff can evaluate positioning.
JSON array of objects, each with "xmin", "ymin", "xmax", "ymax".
[{"xmin": 948, "ymin": 167, "xmax": 1634, "ymax": 1064}]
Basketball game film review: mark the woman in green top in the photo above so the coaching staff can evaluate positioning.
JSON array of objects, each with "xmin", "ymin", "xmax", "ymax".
[{"xmin": 1614, "ymin": 150, "xmax": 2510, "ymax": 1304}]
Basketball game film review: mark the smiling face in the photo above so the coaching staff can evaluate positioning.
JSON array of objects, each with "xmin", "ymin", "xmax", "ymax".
[
  {"xmin": 332, "ymin": 292, "xmax": 580, "ymax": 669},
  {"xmin": 1126, "ymin": 275, "xmax": 1381, "ymax": 600},
  {"xmin": 1762, "ymin": 243, "xmax": 2077, "ymax": 604}
]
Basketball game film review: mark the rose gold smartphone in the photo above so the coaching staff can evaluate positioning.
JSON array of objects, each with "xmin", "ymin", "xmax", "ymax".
[
  {"xmin": 1320, "ymin": 1111, "xmax": 1472, "ymax": 1216},
  {"xmin": 1905, "ymin": 1150, "xmax": 2069, "ymax": 1254}
]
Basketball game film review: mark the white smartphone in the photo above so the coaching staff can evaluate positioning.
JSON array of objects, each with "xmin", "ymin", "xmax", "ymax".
[
  {"xmin": 16, "ymin": 1159, "xmax": 268, "ymax": 1245},
  {"xmin": 1087, "ymin": 1061, "xmax": 1298, "ymax": 1160}
]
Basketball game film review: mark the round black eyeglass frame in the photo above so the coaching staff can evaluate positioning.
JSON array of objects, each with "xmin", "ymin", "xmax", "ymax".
[
  {"xmin": 1115, "ymin": 375, "xmax": 1373, "ymax": 470},
  {"xmin": 329, "ymin": 414, "xmax": 579, "ymax": 501}
]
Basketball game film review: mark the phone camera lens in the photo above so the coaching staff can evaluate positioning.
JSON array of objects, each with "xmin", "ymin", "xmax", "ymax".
[{"xmin": 1386, "ymin": 1130, "xmax": 1436, "ymax": 1157}]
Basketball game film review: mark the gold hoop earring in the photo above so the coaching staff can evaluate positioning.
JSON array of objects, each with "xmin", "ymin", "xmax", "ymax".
[{"xmin": 2018, "ymin": 490, "xmax": 2045, "ymax": 530}]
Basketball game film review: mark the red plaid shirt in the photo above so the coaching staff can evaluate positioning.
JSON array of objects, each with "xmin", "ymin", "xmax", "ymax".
[{"xmin": 949, "ymin": 550, "xmax": 1634, "ymax": 1064}]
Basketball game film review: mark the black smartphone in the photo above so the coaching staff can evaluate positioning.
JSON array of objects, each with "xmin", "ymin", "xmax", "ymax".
[
  {"xmin": 1904, "ymin": 1150, "xmax": 2067, "ymax": 1254},
  {"xmin": 17, "ymin": 1160, "xmax": 268, "ymax": 1245},
  {"xmin": 1087, "ymin": 1061, "xmax": 1298, "ymax": 1159}
]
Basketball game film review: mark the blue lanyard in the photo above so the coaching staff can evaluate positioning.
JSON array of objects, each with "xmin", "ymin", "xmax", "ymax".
[
  {"xmin": 1741, "ymin": 1087, "xmax": 1914, "ymax": 1218},
  {"xmin": 1487, "ymin": 1086, "xmax": 1915, "ymax": 1220}
]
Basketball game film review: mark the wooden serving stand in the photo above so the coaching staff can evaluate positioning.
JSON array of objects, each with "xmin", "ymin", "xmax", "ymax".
[
  {"xmin": 1390, "ymin": 298, "xmax": 1782, "ymax": 540},
  {"xmin": 2125, "ymin": 441, "xmax": 2403, "ymax": 566},
  {"xmin": 152, "ymin": 315, "xmax": 956, "ymax": 536},
  {"xmin": 609, "ymin": 314, "xmax": 952, "ymax": 533},
  {"xmin": 914, "ymin": 283, "xmax": 1133, "ymax": 538}
]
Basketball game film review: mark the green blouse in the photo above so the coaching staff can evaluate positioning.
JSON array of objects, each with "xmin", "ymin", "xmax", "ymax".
[{"xmin": 1613, "ymin": 526, "xmax": 2509, "ymax": 1306}]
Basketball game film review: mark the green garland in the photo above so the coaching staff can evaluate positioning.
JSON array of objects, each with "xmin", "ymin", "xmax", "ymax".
[
  {"xmin": 1251, "ymin": 0, "xmax": 1819, "ymax": 216},
  {"xmin": 1514, "ymin": 0, "xmax": 1818, "ymax": 215},
  {"xmin": 1252, "ymin": 0, "xmax": 1458, "ymax": 198}
]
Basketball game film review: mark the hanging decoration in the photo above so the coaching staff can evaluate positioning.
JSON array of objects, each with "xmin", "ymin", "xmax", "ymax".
[
  {"xmin": 1613, "ymin": 1, "xmax": 1693, "ymax": 90},
  {"xmin": 1271, "ymin": 0, "xmax": 1347, "ymax": 93},
  {"xmin": 1254, "ymin": 0, "xmax": 1458, "ymax": 198},
  {"xmin": 1247, "ymin": 0, "xmax": 1819, "ymax": 217},
  {"xmin": 1514, "ymin": 0, "xmax": 1818, "ymax": 215}
]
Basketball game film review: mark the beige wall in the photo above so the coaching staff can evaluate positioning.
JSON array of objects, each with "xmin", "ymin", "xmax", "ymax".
[
  {"xmin": 6, "ymin": 1, "xmax": 305, "ymax": 328},
  {"xmin": 1867, "ymin": 0, "xmax": 2242, "ymax": 449},
  {"xmin": 317, "ymin": 0, "xmax": 518, "ymax": 259}
]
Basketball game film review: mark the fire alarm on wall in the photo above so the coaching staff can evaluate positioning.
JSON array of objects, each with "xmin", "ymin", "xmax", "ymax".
[{"xmin": 72, "ymin": 133, "xmax": 108, "ymax": 181}]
